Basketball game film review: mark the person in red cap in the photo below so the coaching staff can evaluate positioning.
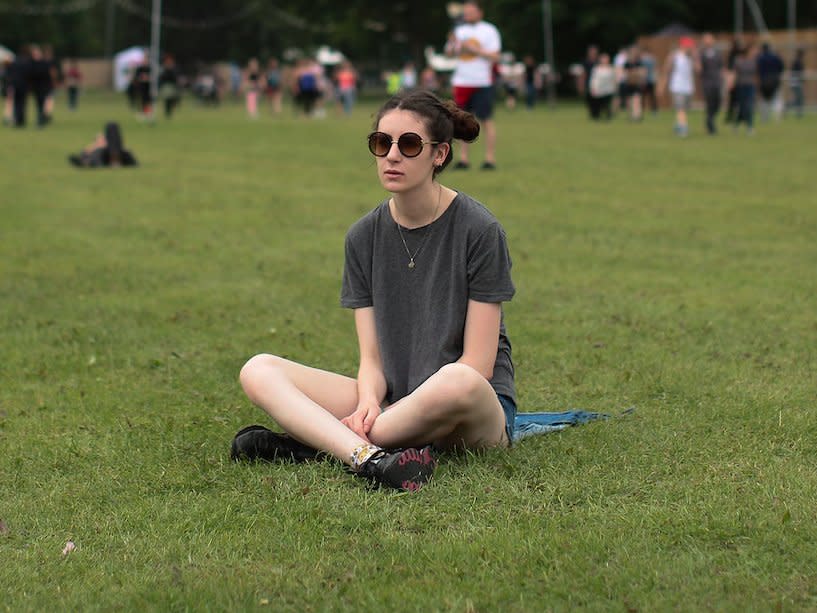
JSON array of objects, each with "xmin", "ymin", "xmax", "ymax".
[{"xmin": 660, "ymin": 36, "xmax": 697, "ymax": 137}]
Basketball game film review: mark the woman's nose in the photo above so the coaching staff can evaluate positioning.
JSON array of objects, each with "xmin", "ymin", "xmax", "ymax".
[{"xmin": 385, "ymin": 141, "xmax": 402, "ymax": 160}]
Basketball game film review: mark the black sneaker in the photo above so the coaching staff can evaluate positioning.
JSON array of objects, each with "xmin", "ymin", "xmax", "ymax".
[
  {"xmin": 230, "ymin": 425, "xmax": 324, "ymax": 463},
  {"xmin": 480, "ymin": 161, "xmax": 496, "ymax": 170},
  {"xmin": 453, "ymin": 160, "xmax": 470, "ymax": 170},
  {"xmin": 356, "ymin": 446, "xmax": 437, "ymax": 492}
]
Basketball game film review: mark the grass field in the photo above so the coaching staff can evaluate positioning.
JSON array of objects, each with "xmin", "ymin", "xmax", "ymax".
[{"xmin": 1, "ymin": 92, "xmax": 816, "ymax": 611}]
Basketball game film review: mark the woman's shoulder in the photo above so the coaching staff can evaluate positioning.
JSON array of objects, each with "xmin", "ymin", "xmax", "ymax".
[
  {"xmin": 345, "ymin": 200, "xmax": 389, "ymax": 239},
  {"xmin": 451, "ymin": 192, "xmax": 503, "ymax": 231}
]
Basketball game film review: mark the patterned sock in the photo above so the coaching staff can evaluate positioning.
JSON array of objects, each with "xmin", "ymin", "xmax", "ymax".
[{"xmin": 350, "ymin": 444, "xmax": 382, "ymax": 471}]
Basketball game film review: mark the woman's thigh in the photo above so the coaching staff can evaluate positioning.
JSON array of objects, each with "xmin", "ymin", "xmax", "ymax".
[{"xmin": 245, "ymin": 354, "xmax": 359, "ymax": 420}]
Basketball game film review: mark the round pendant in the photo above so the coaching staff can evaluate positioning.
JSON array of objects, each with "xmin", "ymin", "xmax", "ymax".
[{"xmin": 408, "ymin": 260, "xmax": 415, "ymax": 269}]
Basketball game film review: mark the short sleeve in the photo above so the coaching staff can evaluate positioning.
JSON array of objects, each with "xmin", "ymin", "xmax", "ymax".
[
  {"xmin": 466, "ymin": 223, "xmax": 515, "ymax": 303},
  {"xmin": 484, "ymin": 24, "xmax": 501, "ymax": 53},
  {"xmin": 340, "ymin": 231, "xmax": 373, "ymax": 309}
]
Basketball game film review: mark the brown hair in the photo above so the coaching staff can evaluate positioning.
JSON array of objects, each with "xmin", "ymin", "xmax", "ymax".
[{"xmin": 373, "ymin": 89, "xmax": 480, "ymax": 175}]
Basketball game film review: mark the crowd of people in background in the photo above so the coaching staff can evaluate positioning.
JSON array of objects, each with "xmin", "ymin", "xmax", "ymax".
[
  {"xmin": 1, "ymin": 26, "xmax": 811, "ymax": 140},
  {"xmin": 577, "ymin": 34, "xmax": 807, "ymax": 137},
  {"xmin": 1, "ymin": 43, "xmax": 65, "ymax": 127}
]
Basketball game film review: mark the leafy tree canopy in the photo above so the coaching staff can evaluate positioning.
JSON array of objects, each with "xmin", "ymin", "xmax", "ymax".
[{"xmin": 2, "ymin": 0, "xmax": 814, "ymax": 69}]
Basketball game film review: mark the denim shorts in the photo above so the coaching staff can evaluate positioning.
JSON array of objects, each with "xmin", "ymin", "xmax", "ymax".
[
  {"xmin": 498, "ymin": 393, "xmax": 517, "ymax": 444},
  {"xmin": 453, "ymin": 85, "xmax": 496, "ymax": 120}
]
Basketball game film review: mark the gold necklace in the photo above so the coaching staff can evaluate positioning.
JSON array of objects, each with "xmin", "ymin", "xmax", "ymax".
[{"xmin": 395, "ymin": 184, "xmax": 443, "ymax": 269}]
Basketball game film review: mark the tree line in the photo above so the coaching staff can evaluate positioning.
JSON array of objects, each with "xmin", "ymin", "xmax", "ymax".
[{"xmin": 3, "ymin": 0, "xmax": 815, "ymax": 69}]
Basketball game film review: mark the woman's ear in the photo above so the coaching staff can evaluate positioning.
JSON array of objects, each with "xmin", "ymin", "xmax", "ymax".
[{"xmin": 435, "ymin": 143, "xmax": 450, "ymax": 166}]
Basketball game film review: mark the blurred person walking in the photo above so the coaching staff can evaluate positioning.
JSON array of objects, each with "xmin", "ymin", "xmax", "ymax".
[
  {"xmin": 158, "ymin": 54, "xmax": 181, "ymax": 119},
  {"xmin": 724, "ymin": 37, "xmax": 743, "ymax": 123},
  {"xmin": 6, "ymin": 46, "xmax": 32, "ymax": 127},
  {"xmin": 29, "ymin": 45, "xmax": 53, "ymax": 127},
  {"xmin": 733, "ymin": 44, "xmax": 757, "ymax": 134},
  {"xmin": 445, "ymin": 0, "xmax": 501, "ymax": 170},
  {"xmin": 522, "ymin": 55, "xmax": 540, "ymax": 110},
  {"xmin": 623, "ymin": 46, "xmax": 646, "ymax": 121},
  {"xmin": 334, "ymin": 60, "xmax": 358, "ymax": 116},
  {"xmin": 265, "ymin": 58, "xmax": 283, "ymax": 115},
  {"xmin": 699, "ymin": 33, "xmax": 725, "ymax": 135},
  {"xmin": 292, "ymin": 58, "xmax": 321, "ymax": 117},
  {"xmin": 244, "ymin": 57, "xmax": 262, "ymax": 119},
  {"xmin": 399, "ymin": 61, "xmax": 418, "ymax": 91},
  {"xmin": 130, "ymin": 57, "xmax": 152, "ymax": 118},
  {"xmin": 578, "ymin": 45, "xmax": 599, "ymax": 118},
  {"xmin": 420, "ymin": 66, "xmax": 440, "ymax": 93},
  {"xmin": 661, "ymin": 37, "xmax": 696, "ymax": 137},
  {"xmin": 786, "ymin": 48, "xmax": 805, "ymax": 118},
  {"xmin": 42, "ymin": 44, "xmax": 59, "ymax": 120},
  {"xmin": 1, "ymin": 58, "xmax": 11, "ymax": 124},
  {"xmin": 756, "ymin": 42, "xmax": 784, "ymax": 122},
  {"xmin": 500, "ymin": 59, "xmax": 522, "ymax": 111},
  {"xmin": 589, "ymin": 53, "xmax": 616, "ymax": 120},
  {"xmin": 641, "ymin": 49, "xmax": 658, "ymax": 114},
  {"xmin": 613, "ymin": 46, "xmax": 628, "ymax": 111},
  {"xmin": 64, "ymin": 58, "xmax": 82, "ymax": 111}
]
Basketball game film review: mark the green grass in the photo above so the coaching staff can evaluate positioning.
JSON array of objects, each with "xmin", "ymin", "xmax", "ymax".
[{"xmin": 2, "ymin": 92, "xmax": 816, "ymax": 611}]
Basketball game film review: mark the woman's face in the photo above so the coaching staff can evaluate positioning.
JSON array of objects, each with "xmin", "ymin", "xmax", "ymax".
[{"xmin": 374, "ymin": 109, "xmax": 448, "ymax": 193}]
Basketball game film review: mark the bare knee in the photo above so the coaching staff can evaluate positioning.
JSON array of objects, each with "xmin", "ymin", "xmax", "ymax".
[
  {"xmin": 435, "ymin": 363, "xmax": 490, "ymax": 409},
  {"xmin": 239, "ymin": 353, "xmax": 287, "ymax": 402}
]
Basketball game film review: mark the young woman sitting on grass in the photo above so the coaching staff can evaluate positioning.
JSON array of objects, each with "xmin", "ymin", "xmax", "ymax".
[{"xmin": 233, "ymin": 89, "xmax": 516, "ymax": 492}]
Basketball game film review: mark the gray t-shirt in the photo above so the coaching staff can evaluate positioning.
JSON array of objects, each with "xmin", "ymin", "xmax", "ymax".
[
  {"xmin": 341, "ymin": 192, "xmax": 515, "ymax": 405},
  {"xmin": 700, "ymin": 48, "xmax": 724, "ymax": 90}
]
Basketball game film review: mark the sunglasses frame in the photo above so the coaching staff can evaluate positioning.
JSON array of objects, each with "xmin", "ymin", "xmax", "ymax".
[{"xmin": 367, "ymin": 131, "xmax": 441, "ymax": 158}]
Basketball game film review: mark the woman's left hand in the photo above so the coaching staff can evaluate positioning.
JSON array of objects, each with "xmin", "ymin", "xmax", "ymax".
[{"xmin": 341, "ymin": 403, "xmax": 382, "ymax": 442}]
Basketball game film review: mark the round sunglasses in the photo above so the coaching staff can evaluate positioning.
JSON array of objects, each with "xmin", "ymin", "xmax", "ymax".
[{"xmin": 367, "ymin": 131, "xmax": 441, "ymax": 158}]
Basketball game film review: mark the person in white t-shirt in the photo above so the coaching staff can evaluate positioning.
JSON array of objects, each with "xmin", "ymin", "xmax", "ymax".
[
  {"xmin": 444, "ymin": 1, "xmax": 501, "ymax": 170},
  {"xmin": 660, "ymin": 36, "xmax": 697, "ymax": 137}
]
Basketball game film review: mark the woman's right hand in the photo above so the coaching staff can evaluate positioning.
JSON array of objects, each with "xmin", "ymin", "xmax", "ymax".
[{"xmin": 341, "ymin": 402, "xmax": 382, "ymax": 442}]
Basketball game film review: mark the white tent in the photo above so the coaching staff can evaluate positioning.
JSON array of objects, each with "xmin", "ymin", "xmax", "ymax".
[
  {"xmin": 316, "ymin": 45, "xmax": 345, "ymax": 66},
  {"xmin": 113, "ymin": 46, "xmax": 147, "ymax": 92},
  {"xmin": 0, "ymin": 45, "xmax": 15, "ymax": 63}
]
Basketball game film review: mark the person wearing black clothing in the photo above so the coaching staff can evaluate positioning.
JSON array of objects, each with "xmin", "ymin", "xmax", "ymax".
[
  {"xmin": 69, "ymin": 122, "xmax": 138, "ymax": 168},
  {"xmin": 724, "ymin": 38, "xmax": 743, "ymax": 123},
  {"xmin": 131, "ymin": 59, "xmax": 152, "ymax": 116},
  {"xmin": 8, "ymin": 46, "xmax": 32, "ymax": 127},
  {"xmin": 42, "ymin": 44, "xmax": 60, "ymax": 119},
  {"xmin": 756, "ymin": 42, "xmax": 784, "ymax": 122},
  {"xmin": 580, "ymin": 45, "xmax": 599, "ymax": 119},
  {"xmin": 522, "ymin": 55, "xmax": 538, "ymax": 110},
  {"xmin": 29, "ymin": 45, "xmax": 53, "ymax": 127},
  {"xmin": 699, "ymin": 33, "xmax": 724, "ymax": 135},
  {"xmin": 158, "ymin": 54, "xmax": 181, "ymax": 118}
]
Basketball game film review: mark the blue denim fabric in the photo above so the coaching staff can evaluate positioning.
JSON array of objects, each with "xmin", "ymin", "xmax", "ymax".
[
  {"xmin": 511, "ymin": 409, "xmax": 609, "ymax": 443},
  {"xmin": 736, "ymin": 84, "xmax": 755, "ymax": 128},
  {"xmin": 497, "ymin": 394, "xmax": 517, "ymax": 443}
]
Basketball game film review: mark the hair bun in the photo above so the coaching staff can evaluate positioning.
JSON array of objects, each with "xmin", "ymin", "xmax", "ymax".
[{"xmin": 443, "ymin": 100, "xmax": 480, "ymax": 143}]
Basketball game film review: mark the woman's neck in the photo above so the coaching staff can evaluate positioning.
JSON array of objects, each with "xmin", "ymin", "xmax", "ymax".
[{"xmin": 391, "ymin": 182, "xmax": 448, "ymax": 229}]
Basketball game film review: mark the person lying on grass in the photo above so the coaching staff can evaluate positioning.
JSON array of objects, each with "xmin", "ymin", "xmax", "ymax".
[
  {"xmin": 68, "ymin": 121, "xmax": 137, "ymax": 168},
  {"xmin": 233, "ymin": 89, "xmax": 516, "ymax": 492}
]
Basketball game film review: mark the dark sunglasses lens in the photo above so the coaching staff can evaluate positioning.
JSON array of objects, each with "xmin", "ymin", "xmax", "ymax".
[
  {"xmin": 368, "ymin": 132, "xmax": 390, "ymax": 156},
  {"xmin": 398, "ymin": 133, "xmax": 424, "ymax": 157}
]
